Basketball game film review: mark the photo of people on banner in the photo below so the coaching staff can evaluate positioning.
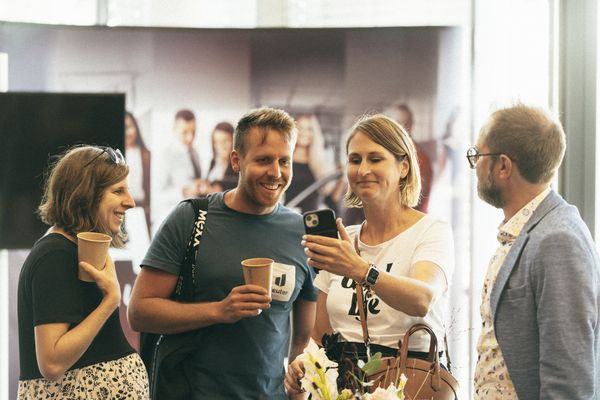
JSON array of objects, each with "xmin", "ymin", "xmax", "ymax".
[{"xmin": 2, "ymin": 23, "xmax": 468, "ymax": 399}]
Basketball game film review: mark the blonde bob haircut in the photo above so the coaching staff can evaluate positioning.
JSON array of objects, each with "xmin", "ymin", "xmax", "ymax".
[
  {"xmin": 344, "ymin": 114, "xmax": 422, "ymax": 208},
  {"xmin": 38, "ymin": 145, "xmax": 130, "ymax": 248}
]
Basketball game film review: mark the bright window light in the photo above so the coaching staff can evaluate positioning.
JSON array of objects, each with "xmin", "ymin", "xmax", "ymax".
[{"xmin": 0, "ymin": 0, "xmax": 97, "ymax": 25}]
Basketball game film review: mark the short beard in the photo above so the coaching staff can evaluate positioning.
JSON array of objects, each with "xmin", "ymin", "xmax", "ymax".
[{"xmin": 477, "ymin": 165, "xmax": 504, "ymax": 209}]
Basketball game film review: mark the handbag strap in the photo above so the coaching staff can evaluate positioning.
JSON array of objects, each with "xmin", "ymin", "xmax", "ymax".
[
  {"xmin": 353, "ymin": 234, "xmax": 372, "ymax": 354},
  {"xmin": 173, "ymin": 196, "xmax": 209, "ymax": 302},
  {"xmin": 355, "ymin": 281, "xmax": 371, "ymax": 349},
  {"xmin": 444, "ymin": 332, "xmax": 453, "ymax": 372},
  {"xmin": 400, "ymin": 323, "xmax": 442, "ymax": 390},
  {"xmin": 352, "ymin": 232, "xmax": 453, "ymax": 372},
  {"xmin": 400, "ymin": 323, "xmax": 439, "ymax": 364}
]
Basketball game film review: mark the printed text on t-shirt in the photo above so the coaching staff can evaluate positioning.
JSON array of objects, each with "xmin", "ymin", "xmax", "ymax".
[{"xmin": 341, "ymin": 262, "xmax": 392, "ymax": 321}]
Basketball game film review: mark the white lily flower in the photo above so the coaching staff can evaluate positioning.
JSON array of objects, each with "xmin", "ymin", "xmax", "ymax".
[
  {"xmin": 291, "ymin": 342, "xmax": 408, "ymax": 400},
  {"xmin": 295, "ymin": 341, "xmax": 339, "ymax": 400},
  {"xmin": 361, "ymin": 385, "xmax": 400, "ymax": 400},
  {"xmin": 396, "ymin": 373, "xmax": 407, "ymax": 399}
]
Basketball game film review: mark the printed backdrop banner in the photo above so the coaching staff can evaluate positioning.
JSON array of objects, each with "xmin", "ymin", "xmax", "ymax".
[{"xmin": 1, "ymin": 22, "xmax": 467, "ymax": 398}]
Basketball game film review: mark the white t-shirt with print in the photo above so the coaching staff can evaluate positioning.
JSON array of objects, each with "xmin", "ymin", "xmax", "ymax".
[{"xmin": 314, "ymin": 214, "xmax": 454, "ymax": 352}]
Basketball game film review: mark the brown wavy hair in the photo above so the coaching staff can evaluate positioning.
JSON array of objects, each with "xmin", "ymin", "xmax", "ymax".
[{"xmin": 38, "ymin": 145, "xmax": 130, "ymax": 248}]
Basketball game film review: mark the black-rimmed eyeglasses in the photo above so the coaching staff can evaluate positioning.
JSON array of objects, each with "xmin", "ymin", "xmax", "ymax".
[
  {"xmin": 83, "ymin": 147, "xmax": 126, "ymax": 168},
  {"xmin": 466, "ymin": 146, "xmax": 505, "ymax": 169}
]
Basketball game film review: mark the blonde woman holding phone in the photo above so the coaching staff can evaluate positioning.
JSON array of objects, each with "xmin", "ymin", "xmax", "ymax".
[{"xmin": 285, "ymin": 115, "xmax": 454, "ymax": 396}]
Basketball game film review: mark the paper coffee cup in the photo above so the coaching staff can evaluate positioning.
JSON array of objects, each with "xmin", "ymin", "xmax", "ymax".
[
  {"xmin": 241, "ymin": 257, "xmax": 274, "ymax": 294},
  {"xmin": 77, "ymin": 232, "xmax": 112, "ymax": 282}
]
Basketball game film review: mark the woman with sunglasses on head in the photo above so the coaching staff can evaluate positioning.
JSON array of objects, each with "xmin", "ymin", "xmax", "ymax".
[
  {"xmin": 285, "ymin": 115, "xmax": 454, "ymax": 396},
  {"xmin": 17, "ymin": 145, "xmax": 149, "ymax": 399}
]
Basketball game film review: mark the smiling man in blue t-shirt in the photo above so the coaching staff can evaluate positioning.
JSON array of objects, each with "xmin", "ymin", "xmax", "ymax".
[{"xmin": 129, "ymin": 107, "xmax": 316, "ymax": 399}]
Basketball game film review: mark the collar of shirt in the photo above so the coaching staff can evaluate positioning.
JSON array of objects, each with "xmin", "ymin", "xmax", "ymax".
[{"xmin": 496, "ymin": 188, "xmax": 551, "ymax": 245}]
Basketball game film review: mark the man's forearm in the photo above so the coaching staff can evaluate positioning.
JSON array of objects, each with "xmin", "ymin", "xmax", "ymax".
[
  {"xmin": 289, "ymin": 299, "xmax": 317, "ymax": 362},
  {"xmin": 128, "ymin": 297, "xmax": 223, "ymax": 334},
  {"xmin": 288, "ymin": 339, "xmax": 309, "ymax": 366}
]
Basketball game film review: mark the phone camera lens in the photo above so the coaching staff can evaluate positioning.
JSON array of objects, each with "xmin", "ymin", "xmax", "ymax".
[{"xmin": 305, "ymin": 213, "xmax": 319, "ymax": 228}]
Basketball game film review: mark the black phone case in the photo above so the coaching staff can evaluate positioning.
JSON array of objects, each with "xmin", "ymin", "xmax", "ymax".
[{"xmin": 303, "ymin": 209, "xmax": 338, "ymax": 238}]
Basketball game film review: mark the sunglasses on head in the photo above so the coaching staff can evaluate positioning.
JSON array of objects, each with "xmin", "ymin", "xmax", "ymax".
[{"xmin": 83, "ymin": 146, "xmax": 126, "ymax": 168}]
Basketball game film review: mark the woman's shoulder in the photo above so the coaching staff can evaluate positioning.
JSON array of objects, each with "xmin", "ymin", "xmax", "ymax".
[
  {"xmin": 33, "ymin": 233, "xmax": 76, "ymax": 252},
  {"xmin": 22, "ymin": 234, "xmax": 77, "ymax": 274},
  {"xmin": 411, "ymin": 215, "xmax": 454, "ymax": 251},
  {"xmin": 414, "ymin": 213, "xmax": 451, "ymax": 231},
  {"xmin": 391, "ymin": 213, "xmax": 452, "ymax": 246}
]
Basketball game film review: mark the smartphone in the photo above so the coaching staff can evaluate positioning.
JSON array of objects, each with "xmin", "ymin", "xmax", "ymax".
[{"xmin": 303, "ymin": 208, "xmax": 338, "ymax": 239}]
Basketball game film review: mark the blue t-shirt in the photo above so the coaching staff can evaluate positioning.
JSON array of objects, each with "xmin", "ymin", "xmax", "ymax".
[{"xmin": 142, "ymin": 192, "xmax": 316, "ymax": 399}]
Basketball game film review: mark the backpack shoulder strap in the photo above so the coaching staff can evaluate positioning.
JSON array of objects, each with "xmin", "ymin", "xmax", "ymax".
[{"xmin": 173, "ymin": 196, "xmax": 209, "ymax": 301}]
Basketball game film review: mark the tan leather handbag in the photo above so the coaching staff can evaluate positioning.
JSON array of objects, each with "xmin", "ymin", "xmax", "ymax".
[{"xmin": 355, "ymin": 285, "xmax": 459, "ymax": 399}]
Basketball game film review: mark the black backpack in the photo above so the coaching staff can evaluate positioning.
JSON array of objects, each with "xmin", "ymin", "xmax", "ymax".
[{"xmin": 139, "ymin": 196, "xmax": 208, "ymax": 400}]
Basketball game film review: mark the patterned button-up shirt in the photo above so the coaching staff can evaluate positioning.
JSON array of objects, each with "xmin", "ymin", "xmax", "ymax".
[{"xmin": 474, "ymin": 188, "xmax": 550, "ymax": 399}]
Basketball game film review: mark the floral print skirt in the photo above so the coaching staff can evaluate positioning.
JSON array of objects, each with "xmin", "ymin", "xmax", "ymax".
[{"xmin": 17, "ymin": 353, "xmax": 149, "ymax": 399}]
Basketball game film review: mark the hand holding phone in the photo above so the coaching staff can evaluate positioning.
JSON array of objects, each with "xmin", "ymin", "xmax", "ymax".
[{"xmin": 303, "ymin": 208, "xmax": 338, "ymax": 239}]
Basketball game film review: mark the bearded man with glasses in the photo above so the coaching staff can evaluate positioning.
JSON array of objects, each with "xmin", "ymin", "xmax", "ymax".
[{"xmin": 470, "ymin": 104, "xmax": 599, "ymax": 400}]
